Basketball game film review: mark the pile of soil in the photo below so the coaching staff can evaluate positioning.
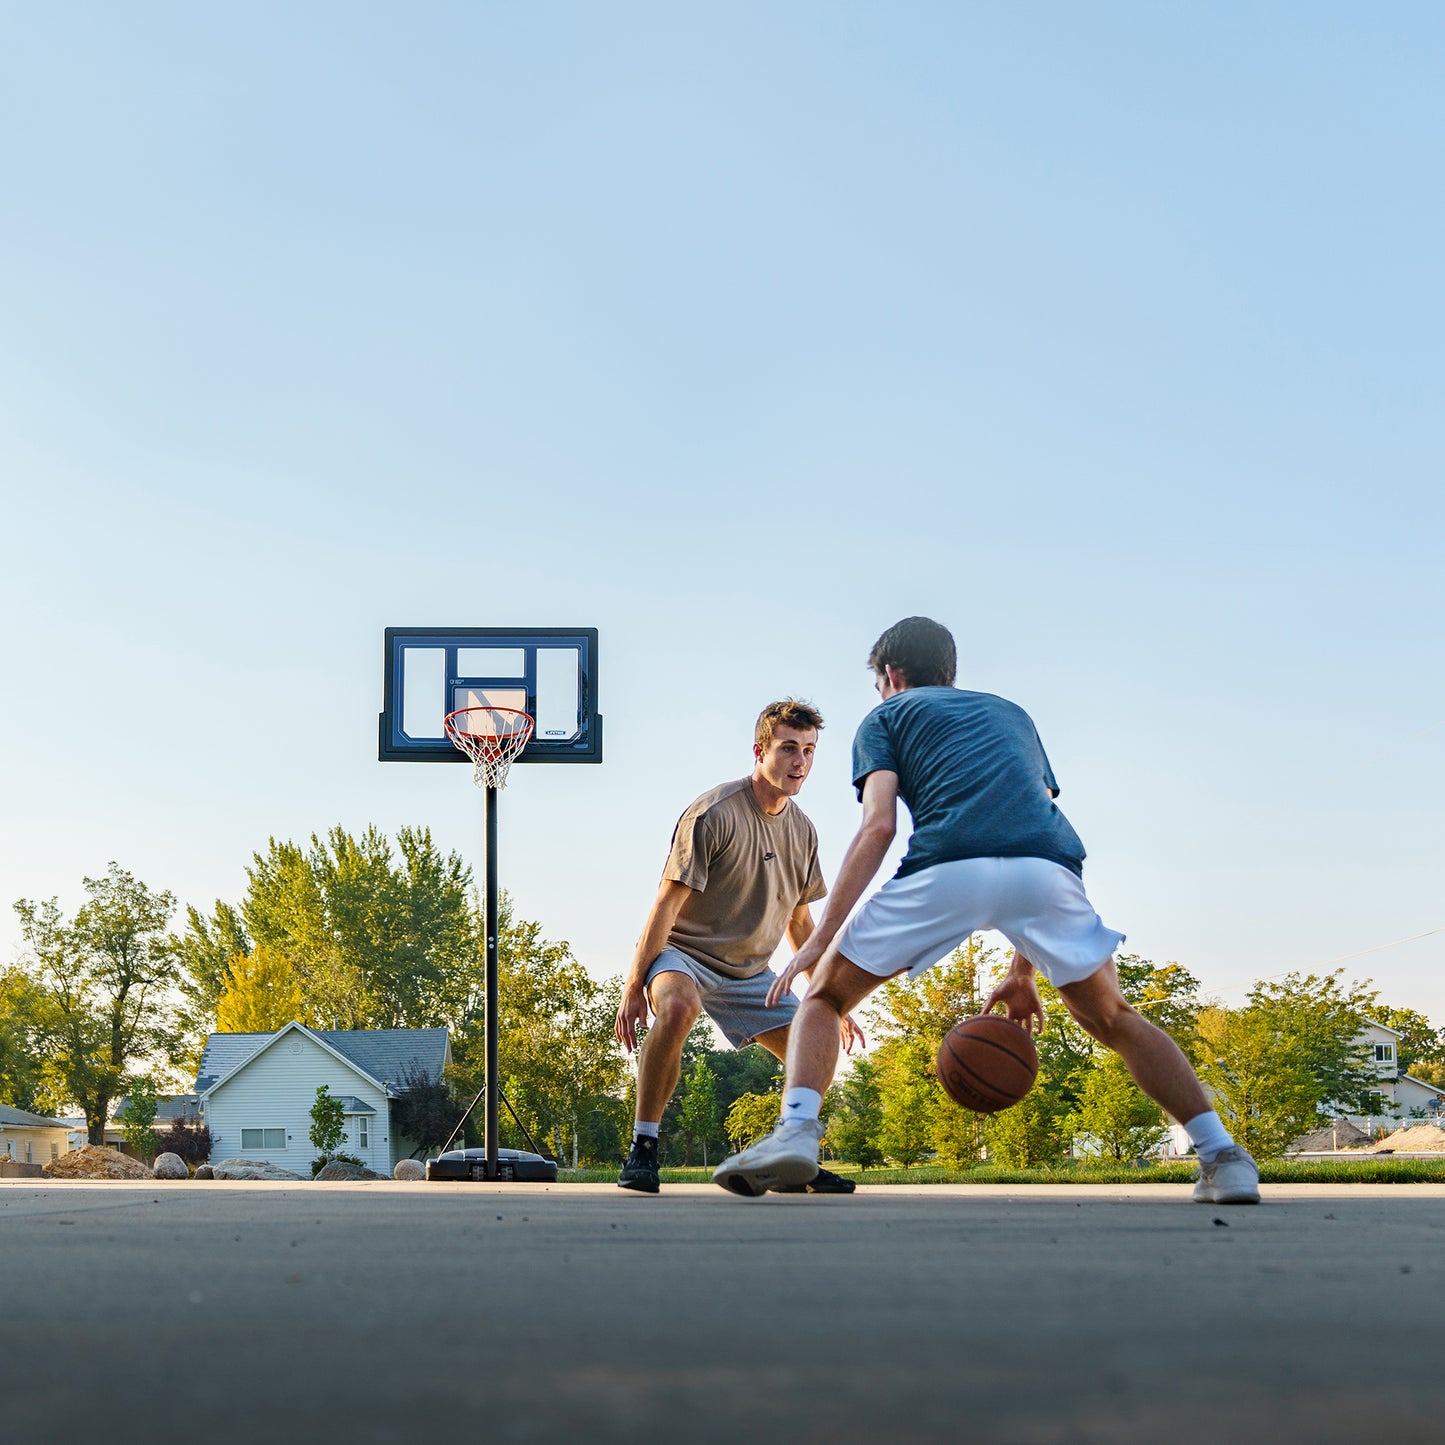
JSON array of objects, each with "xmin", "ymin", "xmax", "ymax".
[
  {"xmin": 42, "ymin": 1145, "xmax": 153, "ymax": 1180},
  {"xmin": 1287, "ymin": 1119, "xmax": 1373, "ymax": 1152},
  {"xmin": 1367, "ymin": 1123, "xmax": 1445, "ymax": 1152}
]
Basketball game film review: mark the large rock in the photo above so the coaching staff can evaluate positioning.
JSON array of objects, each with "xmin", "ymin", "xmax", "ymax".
[
  {"xmin": 193, "ymin": 1164, "xmax": 214, "ymax": 1179},
  {"xmin": 152, "ymin": 1152, "xmax": 189, "ymax": 1180},
  {"xmin": 211, "ymin": 1157, "xmax": 305, "ymax": 1181},
  {"xmin": 43, "ymin": 1145, "xmax": 153, "ymax": 1181},
  {"xmin": 314, "ymin": 1158, "xmax": 384, "ymax": 1182},
  {"xmin": 393, "ymin": 1158, "xmax": 426, "ymax": 1182}
]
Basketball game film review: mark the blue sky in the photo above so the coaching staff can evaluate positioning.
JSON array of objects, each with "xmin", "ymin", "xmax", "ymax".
[{"xmin": 2, "ymin": 5, "xmax": 1441, "ymax": 1021}]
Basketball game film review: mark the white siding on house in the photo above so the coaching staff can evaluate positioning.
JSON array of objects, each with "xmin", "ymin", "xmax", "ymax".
[{"xmin": 205, "ymin": 1032, "xmax": 395, "ymax": 1175}]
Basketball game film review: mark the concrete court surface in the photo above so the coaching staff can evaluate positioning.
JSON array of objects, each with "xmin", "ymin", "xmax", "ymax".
[{"xmin": 3, "ymin": 1180, "xmax": 1445, "ymax": 1444}]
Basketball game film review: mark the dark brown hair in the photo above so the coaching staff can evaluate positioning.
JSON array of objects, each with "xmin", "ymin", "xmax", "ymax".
[
  {"xmin": 754, "ymin": 698, "xmax": 824, "ymax": 750},
  {"xmin": 867, "ymin": 617, "xmax": 957, "ymax": 688}
]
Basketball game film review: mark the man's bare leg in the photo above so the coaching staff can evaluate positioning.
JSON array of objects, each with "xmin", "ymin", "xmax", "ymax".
[
  {"xmin": 634, "ymin": 970, "xmax": 704, "ymax": 1123},
  {"xmin": 784, "ymin": 953, "xmax": 883, "ymax": 1094},
  {"xmin": 1056, "ymin": 960, "xmax": 1209, "ymax": 1124},
  {"xmin": 713, "ymin": 951, "xmax": 884, "ymax": 1195}
]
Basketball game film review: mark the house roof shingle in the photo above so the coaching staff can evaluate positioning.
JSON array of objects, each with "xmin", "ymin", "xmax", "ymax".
[
  {"xmin": 0, "ymin": 1103, "xmax": 72, "ymax": 1129},
  {"xmin": 194, "ymin": 1025, "xmax": 449, "ymax": 1095}
]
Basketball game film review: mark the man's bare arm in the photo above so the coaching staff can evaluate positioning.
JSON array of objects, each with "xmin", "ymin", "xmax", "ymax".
[
  {"xmin": 615, "ymin": 879, "xmax": 695, "ymax": 1053},
  {"xmin": 766, "ymin": 771, "xmax": 899, "ymax": 1007}
]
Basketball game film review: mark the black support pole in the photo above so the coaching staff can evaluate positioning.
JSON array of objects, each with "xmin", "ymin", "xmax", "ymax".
[{"xmin": 484, "ymin": 781, "xmax": 500, "ymax": 1180}]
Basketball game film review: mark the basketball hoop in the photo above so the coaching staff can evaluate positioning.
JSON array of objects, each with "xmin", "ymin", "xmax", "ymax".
[{"xmin": 444, "ymin": 707, "xmax": 535, "ymax": 790}]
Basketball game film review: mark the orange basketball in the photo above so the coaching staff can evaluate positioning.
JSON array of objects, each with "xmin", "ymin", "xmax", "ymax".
[{"xmin": 935, "ymin": 1014, "xmax": 1039, "ymax": 1113}]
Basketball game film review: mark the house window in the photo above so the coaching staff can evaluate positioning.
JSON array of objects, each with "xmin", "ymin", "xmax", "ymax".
[
  {"xmin": 50, "ymin": 1143, "xmax": 59, "ymax": 1160},
  {"xmin": 26, "ymin": 1142, "xmax": 33, "ymax": 1164},
  {"xmin": 358, "ymin": 1118, "xmax": 369, "ymax": 1149},
  {"xmin": 1376, "ymin": 1044, "xmax": 1394, "ymax": 1062},
  {"xmin": 240, "ymin": 1128, "xmax": 287, "ymax": 1150}
]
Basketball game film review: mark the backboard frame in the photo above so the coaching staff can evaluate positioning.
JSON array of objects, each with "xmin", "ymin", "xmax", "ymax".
[{"xmin": 378, "ymin": 626, "xmax": 602, "ymax": 765}]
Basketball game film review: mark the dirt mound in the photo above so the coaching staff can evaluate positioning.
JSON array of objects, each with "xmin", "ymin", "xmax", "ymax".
[
  {"xmin": 43, "ymin": 1145, "xmax": 153, "ymax": 1180},
  {"xmin": 1287, "ymin": 1119, "xmax": 1373, "ymax": 1152},
  {"xmin": 1368, "ymin": 1123, "xmax": 1445, "ymax": 1152}
]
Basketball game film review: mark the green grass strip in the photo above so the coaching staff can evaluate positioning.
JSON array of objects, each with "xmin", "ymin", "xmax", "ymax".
[{"xmin": 559, "ymin": 1158, "xmax": 1445, "ymax": 1186}]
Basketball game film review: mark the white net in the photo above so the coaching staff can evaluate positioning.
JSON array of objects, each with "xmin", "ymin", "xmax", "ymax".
[{"xmin": 443, "ymin": 707, "xmax": 535, "ymax": 790}]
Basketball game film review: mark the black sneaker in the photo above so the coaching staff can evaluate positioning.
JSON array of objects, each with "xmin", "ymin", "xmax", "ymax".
[
  {"xmin": 618, "ymin": 1136, "xmax": 660, "ymax": 1194},
  {"xmin": 770, "ymin": 1165, "xmax": 856, "ymax": 1195}
]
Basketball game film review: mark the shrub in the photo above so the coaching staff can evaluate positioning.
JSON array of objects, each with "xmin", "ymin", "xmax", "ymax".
[
  {"xmin": 311, "ymin": 1151, "xmax": 365, "ymax": 1178},
  {"xmin": 157, "ymin": 1119, "xmax": 213, "ymax": 1167}
]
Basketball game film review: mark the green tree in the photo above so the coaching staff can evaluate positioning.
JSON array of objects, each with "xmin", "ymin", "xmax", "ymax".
[
  {"xmin": 172, "ymin": 900, "xmax": 250, "ymax": 1070},
  {"xmin": 1247, "ymin": 971, "xmax": 1386, "ymax": 1118},
  {"xmin": 691, "ymin": 1041, "xmax": 781, "ymax": 1163},
  {"xmin": 876, "ymin": 1045, "xmax": 936, "ymax": 1168},
  {"xmin": 0, "ymin": 965, "xmax": 64, "ymax": 1116},
  {"xmin": 726, "ymin": 1091, "xmax": 781, "ymax": 1149},
  {"xmin": 1067, "ymin": 1052, "xmax": 1168, "ymax": 1162},
  {"xmin": 119, "ymin": 1074, "xmax": 162, "ymax": 1164},
  {"xmin": 13, "ymin": 865, "xmax": 180, "ymax": 1143},
  {"xmin": 309, "ymin": 1084, "xmax": 346, "ymax": 1166},
  {"xmin": 448, "ymin": 895, "xmax": 627, "ymax": 1168},
  {"xmin": 214, "ymin": 942, "xmax": 308, "ymax": 1034},
  {"xmin": 1195, "ymin": 1004, "xmax": 1325, "ymax": 1158},
  {"xmin": 824, "ymin": 1056, "xmax": 885, "ymax": 1169},
  {"xmin": 677, "ymin": 1058, "xmax": 720, "ymax": 1165},
  {"xmin": 237, "ymin": 826, "xmax": 481, "ymax": 1032},
  {"xmin": 984, "ymin": 1092, "xmax": 1068, "ymax": 1167}
]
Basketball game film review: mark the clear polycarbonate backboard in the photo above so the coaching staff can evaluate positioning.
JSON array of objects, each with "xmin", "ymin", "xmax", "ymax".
[{"xmin": 378, "ymin": 627, "xmax": 601, "ymax": 764}]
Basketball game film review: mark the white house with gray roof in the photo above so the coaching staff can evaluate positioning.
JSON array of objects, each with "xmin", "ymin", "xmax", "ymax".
[{"xmin": 195, "ymin": 1022, "xmax": 451, "ymax": 1176}]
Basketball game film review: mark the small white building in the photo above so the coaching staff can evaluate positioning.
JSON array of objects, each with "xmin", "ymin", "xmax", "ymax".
[
  {"xmin": 196, "ymin": 1022, "xmax": 451, "ymax": 1176},
  {"xmin": 0, "ymin": 1103, "xmax": 75, "ymax": 1170}
]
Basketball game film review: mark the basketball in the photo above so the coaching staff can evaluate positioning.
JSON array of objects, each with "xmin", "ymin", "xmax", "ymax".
[{"xmin": 935, "ymin": 1014, "xmax": 1039, "ymax": 1112}]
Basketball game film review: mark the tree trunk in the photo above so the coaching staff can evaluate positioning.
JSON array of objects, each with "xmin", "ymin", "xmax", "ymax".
[{"xmin": 88, "ymin": 1095, "xmax": 111, "ymax": 1146}]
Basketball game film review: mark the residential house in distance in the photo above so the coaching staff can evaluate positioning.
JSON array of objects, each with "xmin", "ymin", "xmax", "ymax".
[
  {"xmin": 1342, "ymin": 1020, "xmax": 1445, "ymax": 1133},
  {"xmin": 1161, "ymin": 1017, "xmax": 1445, "ymax": 1157},
  {"xmin": 195, "ymin": 1021, "xmax": 451, "ymax": 1176},
  {"xmin": 0, "ymin": 1104, "xmax": 75, "ymax": 1171}
]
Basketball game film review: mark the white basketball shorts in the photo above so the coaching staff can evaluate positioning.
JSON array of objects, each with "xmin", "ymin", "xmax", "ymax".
[{"xmin": 836, "ymin": 856, "xmax": 1125, "ymax": 989}]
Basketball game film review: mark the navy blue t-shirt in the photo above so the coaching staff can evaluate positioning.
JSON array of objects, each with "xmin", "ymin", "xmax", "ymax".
[{"xmin": 851, "ymin": 687, "xmax": 1086, "ymax": 879}]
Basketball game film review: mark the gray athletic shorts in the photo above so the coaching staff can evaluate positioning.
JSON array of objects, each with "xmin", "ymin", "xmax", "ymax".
[{"xmin": 644, "ymin": 946, "xmax": 798, "ymax": 1048}]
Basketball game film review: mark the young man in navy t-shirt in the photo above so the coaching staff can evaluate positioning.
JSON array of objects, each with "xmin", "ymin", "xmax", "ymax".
[{"xmin": 713, "ymin": 616, "xmax": 1259, "ymax": 1206}]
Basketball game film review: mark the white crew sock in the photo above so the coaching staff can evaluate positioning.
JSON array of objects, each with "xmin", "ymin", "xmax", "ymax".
[
  {"xmin": 633, "ymin": 1120, "xmax": 660, "ymax": 1140},
  {"xmin": 1184, "ymin": 1110, "xmax": 1234, "ymax": 1163},
  {"xmin": 780, "ymin": 1087, "xmax": 822, "ymax": 1123}
]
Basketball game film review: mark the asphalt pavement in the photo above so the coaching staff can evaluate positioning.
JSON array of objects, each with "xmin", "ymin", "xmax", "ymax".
[{"xmin": 3, "ymin": 1179, "xmax": 1443, "ymax": 1443}]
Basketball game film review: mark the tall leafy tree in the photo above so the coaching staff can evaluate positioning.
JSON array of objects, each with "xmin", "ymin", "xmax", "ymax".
[
  {"xmin": 677, "ymin": 1058, "xmax": 720, "ymax": 1166},
  {"xmin": 451, "ymin": 894, "xmax": 627, "ymax": 1168},
  {"xmin": 1195, "ymin": 1004, "xmax": 1327, "ymax": 1157},
  {"xmin": 214, "ymin": 943, "xmax": 308, "ymax": 1033},
  {"xmin": 876, "ymin": 1045, "xmax": 936, "ymax": 1168},
  {"xmin": 239, "ymin": 826, "xmax": 481, "ymax": 1031},
  {"xmin": 1247, "ymin": 971, "xmax": 1386, "ymax": 1117},
  {"xmin": 1067, "ymin": 1052, "xmax": 1168, "ymax": 1161},
  {"xmin": 0, "ymin": 965, "xmax": 63, "ymax": 1115},
  {"xmin": 983, "ymin": 1092, "xmax": 1068, "ymax": 1167},
  {"xmin": 119, "ymin": 1074, "xmax": 162, "ymax": 1164},
  {"xmin": 172, "ymin": 900, "xmax": 250, "ymax": 1069},
  {"xmin": 13, "ymin": 865, "xmax": 180, "ymax": 1142},
  {"xmin": 824, "ymin": 1056, "xmax": 885, "ymax": 1169},
  {"xmin": 725, "ymin": 1091, "xmax": 781, "ymax": 1149}
]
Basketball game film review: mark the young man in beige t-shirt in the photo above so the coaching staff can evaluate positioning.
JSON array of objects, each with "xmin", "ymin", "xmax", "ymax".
[{"xmin": 613, "ymin": 699, "xmax": 864, "ymax": 1194}]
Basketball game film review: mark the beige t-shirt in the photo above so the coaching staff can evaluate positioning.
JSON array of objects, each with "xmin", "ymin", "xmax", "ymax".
[{"xmin": 662, "ymin": 777, "xmax": 828, "ymax": 980}]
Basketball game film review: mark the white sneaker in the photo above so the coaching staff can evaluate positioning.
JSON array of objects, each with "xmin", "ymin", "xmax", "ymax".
[
  {"xmin": 713, "ymin": 1119, "xmax": 823, "ymax": 1197},
  {"xmin": 1193, "ymin": 1145, "xmax": 1260, "ymax": 1204}
]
